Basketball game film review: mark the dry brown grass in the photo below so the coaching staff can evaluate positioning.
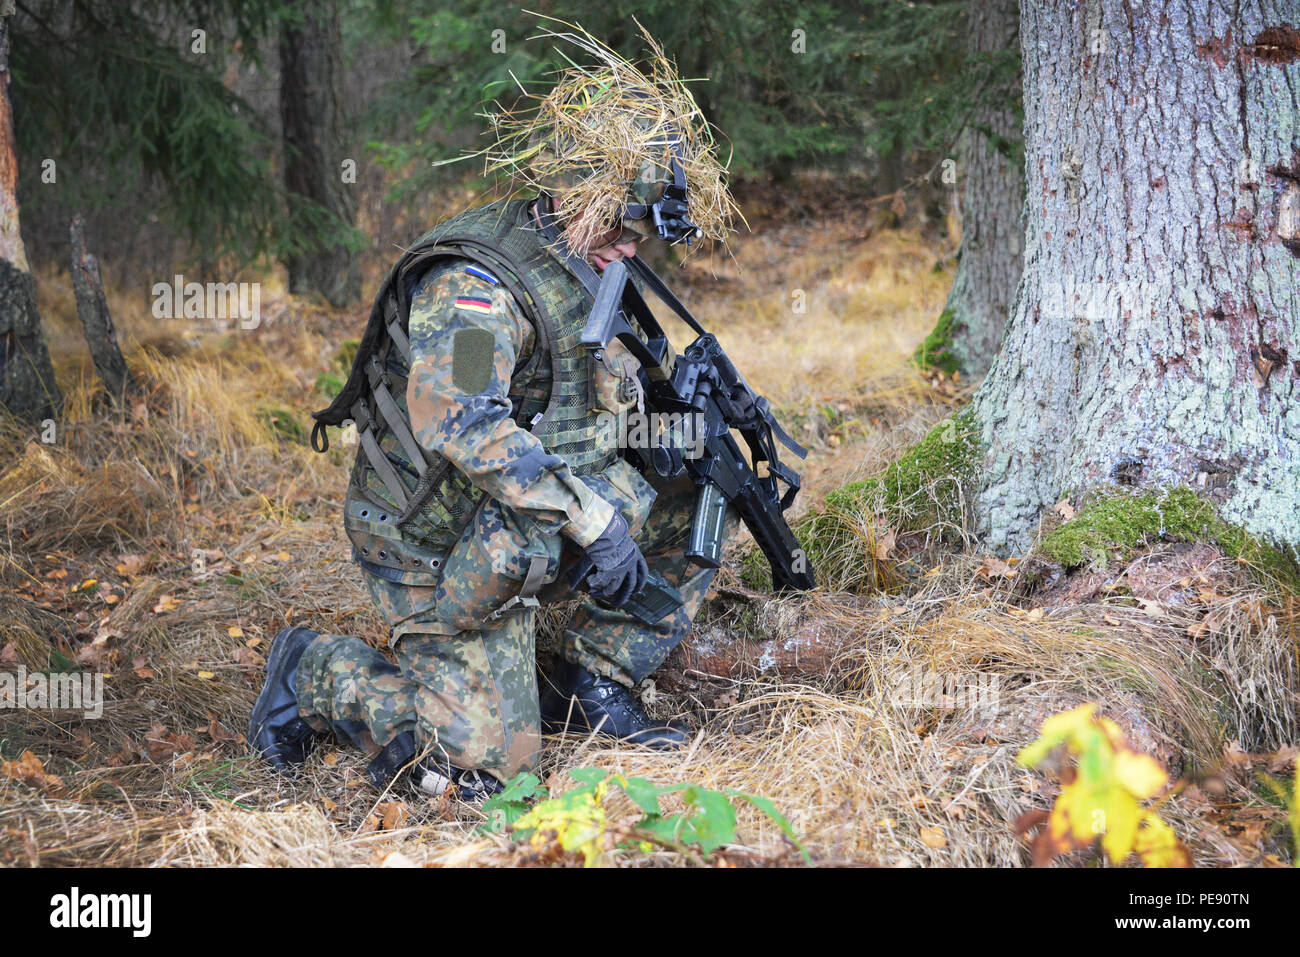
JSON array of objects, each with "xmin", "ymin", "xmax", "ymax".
[{"xmin": 2, "ymin": 192, "xmax": 1295, "ymax": 869}]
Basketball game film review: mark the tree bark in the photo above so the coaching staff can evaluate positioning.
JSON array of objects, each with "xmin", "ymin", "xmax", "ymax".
[
  {"xmin": 0, "ymin": 15, "xmax": 60, "ymax": 423},
  {"xmin": 973, "ymin": 0, "xmax": 1300, "ymax": 555},
  {"xmin": 279, "ymin": 1, "xmax": 360, "ymax": 308},
  {"xmin": 929, "ymin": 0, "xmax": 1024, "ymax": 377},
  {"xmin": 69, "ymin": 214, "xmax": 136, "ymax": 403}
]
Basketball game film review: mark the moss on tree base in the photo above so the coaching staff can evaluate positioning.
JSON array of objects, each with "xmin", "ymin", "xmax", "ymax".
[
  {"xmin": 1039, "ymin": 487, "xmax": 1300, "ymax": 594},
  {"xmin": 767, "ymin": 408, "xmax": 981, "ymax": 592},
  {"xmin": 823, "ymin": 407, "xmax": 979, "ymax": 523},
  {"xmin": 913, "ymin": 307, "xmax": 962, "ymax": 375}
]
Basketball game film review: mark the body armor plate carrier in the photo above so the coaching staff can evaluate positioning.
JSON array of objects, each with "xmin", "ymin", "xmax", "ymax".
[{"xmin": 310, "ymin": 199, "xmax": 621, "ymax": 587}]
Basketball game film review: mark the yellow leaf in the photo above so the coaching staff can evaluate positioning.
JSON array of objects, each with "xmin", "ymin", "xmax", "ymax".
[
  {"xmin": 227, "ymin": 626, "xmax": 244, "ymax": 639},
  {"xmin": 919, "ymin": 826, "xmax": 947, "ymax": 849},
  {"xmin": 197, "ymin": 671, "xmax": 216, "ymax": 680},
  {"xmin": 1020, "ymin": 702, "xmax": 1189, "ymax": 868},
  {"xmin": 1133, "ymin": 813, "xmax": 1191, "ymax": 868},
  {"xmin": 1112, "ymin": 749, "xmax": 1168, "ymax": 801}
]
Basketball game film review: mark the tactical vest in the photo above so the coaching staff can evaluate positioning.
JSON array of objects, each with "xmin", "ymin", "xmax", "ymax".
[{"xmin": 311, "ymin": 199, "xmax": 621, "ymax": 585}]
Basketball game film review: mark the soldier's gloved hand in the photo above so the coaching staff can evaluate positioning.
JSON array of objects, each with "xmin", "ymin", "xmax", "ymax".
[{"xmin": 580, "ymin": 512, "xmax": 648, "ymax": 607}]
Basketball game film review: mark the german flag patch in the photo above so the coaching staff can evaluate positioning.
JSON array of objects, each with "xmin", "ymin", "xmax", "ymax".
[{"xmin": 454, "ymin": 297, "xmax": 493, "ymax": 315}]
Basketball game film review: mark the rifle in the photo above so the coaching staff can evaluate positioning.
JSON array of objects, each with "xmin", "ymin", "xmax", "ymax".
[{"xmin": 576, "ymin": 258, "xmax": 815, "ymax": 598}]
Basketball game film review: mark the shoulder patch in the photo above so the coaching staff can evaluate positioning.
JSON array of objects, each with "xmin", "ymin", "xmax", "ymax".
[
  {"xmin": 454, "ymin": 296, "xmax": 493, "ymax": 315},
  {"xmin": 452, "ymin": 327, "xmax": 496, "ymax": 394},
  {"xmin": 464, "ymin": 265, "xmax": 500, "ymax": 285}
]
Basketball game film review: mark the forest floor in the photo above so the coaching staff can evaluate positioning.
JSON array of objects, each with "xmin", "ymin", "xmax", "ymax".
[{"xmin": 1, "ymin": 185, "xmax": 1296, "ymax": 867}]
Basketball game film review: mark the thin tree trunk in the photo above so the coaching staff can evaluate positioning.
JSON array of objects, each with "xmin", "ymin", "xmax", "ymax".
[
  {"xmin": 69, "ymin": 214, "xmax": 136, "ymax": 403},
  {"xmin": 279, "ymin": 2, "xmax": 360, "ymax": 308},
  {"xmin": 0, "ymin": 15, "xmax": 60, "ymax": 423},
  {"xmin": 924, "ymin": 0, "xmax": 1023, "ymax": 377},
  {"xmin": 973, "ymin": 0, "xmax": 1300, "ymax": 555}
]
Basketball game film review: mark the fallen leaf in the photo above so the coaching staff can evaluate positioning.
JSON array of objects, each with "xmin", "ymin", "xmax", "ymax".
[
  {"xmin": 1266, "ymin": 745, "xmax": 1297, "ymax": 773},
  {"xmin": 227, "ymin": 626, "xmax": 244, "ymax": 639},
  {"xmin": 976, "ymin": 556, "xmax": 1016, "ymax": 580},
  {"xmin": 919, "ymin": 826, "xmax": 947, "ymax": 849},
  {"xmin": 0, "ymin": 751, "xmax": 65, "ymax": 794},
  {"xmin": 378, "ymin": 801, "xmax": 410, "ymax": 831},
  {"xmin": 874, "ymin": 527, "xmax": 898, "ymax": 561},
  {"xmin": 115, "ymin": 553, "xmax": 150, "ymax": 576}
]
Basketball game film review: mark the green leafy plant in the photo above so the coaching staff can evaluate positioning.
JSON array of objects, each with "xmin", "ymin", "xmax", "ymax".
[{"xmin": 481, "ymin": 766, "xmax": 808, "ymax": 867}]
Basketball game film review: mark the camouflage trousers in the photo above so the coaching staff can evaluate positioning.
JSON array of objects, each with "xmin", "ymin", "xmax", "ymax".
[{"xmin": 296, "ymin": 468, "xmax": 737, "ymax": 778}]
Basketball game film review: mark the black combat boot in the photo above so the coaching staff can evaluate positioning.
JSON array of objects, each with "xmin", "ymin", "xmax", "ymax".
[
  {"xmin": 365, "ymin": 731, "xmax": 505, "ymax": 803},
  {"xmin": 248, "ymin": 626, "xmax": 323, "ymax": 773},
  {"xmin": 540, "ymin": 658, "xmax": 690, "ymax": 749}
]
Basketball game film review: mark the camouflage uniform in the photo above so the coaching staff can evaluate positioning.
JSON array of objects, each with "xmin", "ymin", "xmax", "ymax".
[{"xmin": 298, "ymin": 249, "xmax": 737, "ymax": 779}]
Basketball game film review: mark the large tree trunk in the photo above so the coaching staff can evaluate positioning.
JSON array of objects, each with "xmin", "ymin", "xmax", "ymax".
[
  {"xmin": 926, "ymin": 0, "xmax": 1024, "ymax": 377},
  {"xmin": 972, "ymin": 0, "xmax": 1300, "ymax": 555},
  {"xmin": 0, "ymin": 15, "xmax": 60, "ymax": 423},
  {"xmin": 279, "ymin": 2, "xmax": 360, "ymax": 308}
]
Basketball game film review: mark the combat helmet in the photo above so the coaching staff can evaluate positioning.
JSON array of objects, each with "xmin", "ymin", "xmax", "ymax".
[{"xmin": 484, "ymin": 18, "xmax": 740, "ymax": 255}]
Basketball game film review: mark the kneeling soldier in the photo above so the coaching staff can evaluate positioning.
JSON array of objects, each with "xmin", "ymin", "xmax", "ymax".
[{"xmin": 250, "ymin": 38, "xmax": 740, "ymax": 800}]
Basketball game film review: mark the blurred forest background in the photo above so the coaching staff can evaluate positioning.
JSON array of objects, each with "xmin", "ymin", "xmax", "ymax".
[{"xmin": 12, "ymin": 0, "xmax": 1011, "ymax": 292}]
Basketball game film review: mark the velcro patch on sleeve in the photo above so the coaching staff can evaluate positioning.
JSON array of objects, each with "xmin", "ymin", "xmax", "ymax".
[
  {"xmin": 451, "ymin": 327, "xmax": 496, "ymax": 394},
  {"xmin": 454, "ymin": 296, "xmax": 493, "ymax": 315}
]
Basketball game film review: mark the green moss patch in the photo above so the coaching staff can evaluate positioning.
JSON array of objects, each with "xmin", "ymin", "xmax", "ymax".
[
  {"xmin": 335, "ymin": 338, "xmax": 361, "ymax": 371},
  {"xmin": 1040, "ymin": 486, "xmax": 1300, "ymax": 593},
  {"xmin": 913, "ymin": 307, "xmax": 962, "ymax": 375},
  {"xmin": 786, "ymin": 408, "xmax": 981, "ymax": 592},
  {"xmin": 823, "ymin": 407, "xmax": 979, "ymax": 527}
]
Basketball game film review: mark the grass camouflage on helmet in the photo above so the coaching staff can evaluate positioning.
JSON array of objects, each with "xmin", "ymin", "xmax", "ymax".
[{"xmin": 478, "ymin": 15, "xmax": 742, "ymax": 255}]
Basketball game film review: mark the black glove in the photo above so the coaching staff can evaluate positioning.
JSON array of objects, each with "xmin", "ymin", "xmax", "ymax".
[{"xmin": 578, "ymin": 511, "xmax": 648, "ymax": 607}]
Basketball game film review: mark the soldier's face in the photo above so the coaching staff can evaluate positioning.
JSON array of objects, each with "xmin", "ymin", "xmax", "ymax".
[
  {"xmin": 547, "ymin": 195, "xmax": 643, "ymax": 270},
  {"xmin": 585, "ymin": 226, "xmax": 642, "ymax": 271}
]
